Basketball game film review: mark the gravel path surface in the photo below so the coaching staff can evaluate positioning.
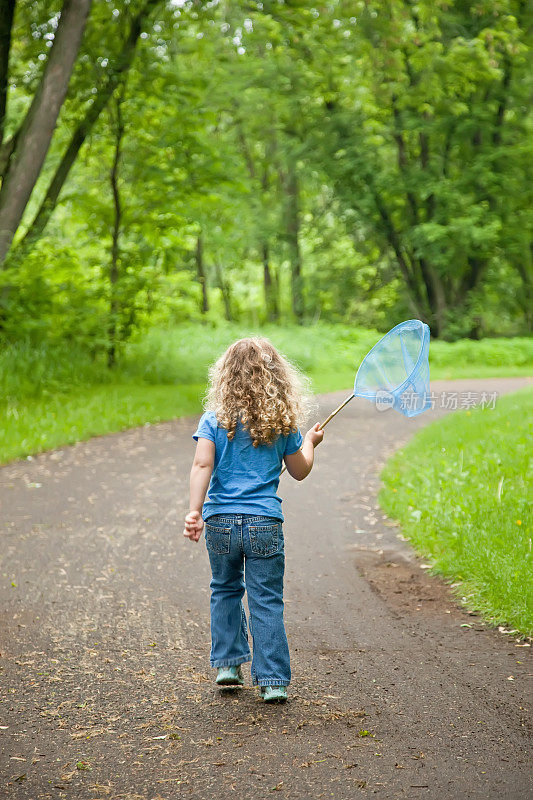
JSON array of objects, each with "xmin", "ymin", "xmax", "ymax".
[{"xmin": 1, "ymin": 377, "xmax": 531, "ymax": 799}]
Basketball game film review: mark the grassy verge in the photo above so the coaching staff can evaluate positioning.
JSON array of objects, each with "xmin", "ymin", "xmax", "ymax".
[
  {"xmin": 380, "ymin": 386, "xmax": 533, "ymax": 638},
  {"xmin": 1, "ymin": 384, "xmax": 204, "ymax": 463},
  {"xmin": 1, "ymin": 323, "xmax": 532, "ymax": 464}
]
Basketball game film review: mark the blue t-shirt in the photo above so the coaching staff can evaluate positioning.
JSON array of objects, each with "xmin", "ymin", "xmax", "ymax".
[{"xmin": 192, "ymin": 410, "xmax": 303, "ymax": 522}]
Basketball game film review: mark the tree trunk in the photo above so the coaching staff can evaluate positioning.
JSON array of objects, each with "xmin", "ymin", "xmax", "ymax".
[
  {"xmin": 108, "ymin": 94, "xmax": 125, "ymax": 368},
  {"xmin": 456, "ymin": 256, "xmax": 487, "ymax": 302},
  {"xmin": 260, "ymin": 153, "xmax": 279, "ymax": 322},
  {"xmin": 234, "ymin": 112, "xmax": 279, "ymax": 322},
  {"xmin": 213, "ymin": 259, "xmax": 232, "ymax": 321},
  {"xmin": 369, "ymin": 186, "xmax": 428, "ymax": 320},
  {"xmin": 390, "ymin": 96, "xmax": 446, "ymax": 331},
  {"xmin": 262, "ymin": 241, "xmax": 278, "ymax": 322},
  {"xmin": 418, "ymin": 257, "xmax": 448, "ymax": 337},
  {"xmin": 15, "ymin": 0, "xmax": 160, "ymax": 263},
  {"xmin": 195, "ymin": 233, "xmax": 209, "ymax": 313},
  {"xmin": 0, "ymin": 0, "xmax": 92, "ymax": 265},
  {"xmin": 0, "ymin": 132, "xmax": 16, "ymax": 178},
  {"xmin": 0, "ymin": 0, "xmax": 16, "ymax": 150},
  {"xmin": 516, "ymin": 247, "xmax": 533, "ymax": 331},
  {"xmin": 285, "ymin": 162, "xmax": 303, "ymax": 321}
]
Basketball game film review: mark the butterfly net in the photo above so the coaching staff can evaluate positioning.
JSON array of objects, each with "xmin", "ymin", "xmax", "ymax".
[{"xmin": 354, "ymin": 320, "xmax": 431, "ymax": 418}]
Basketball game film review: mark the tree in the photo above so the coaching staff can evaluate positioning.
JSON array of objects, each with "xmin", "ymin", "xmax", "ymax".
[
  {"xmin": 0, "ymin": 0, "xmax": 16, "ymax": 153},
  {"xmin": 1, "ymin": 0, "xmax": 530, "ymax": 346},
  {"xmin": 107, "ymin": 88, "xmax": 125, "ymax": 367},
  {"xmin": 15, "ymin": 0, "xmax": 163, "ymax": 264},
  {"xmin": 0, "ymin": 0, "xmax": 92, "ymax": 264},
  {"xmin": 304, "ymin": 0, "xmax": 531, "ymax": 336}
]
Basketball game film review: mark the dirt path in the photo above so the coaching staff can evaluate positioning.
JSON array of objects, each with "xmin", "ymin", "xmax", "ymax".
[{"xmin": 1, "ymin": 377, "xmax": 531, "ymax": 800}]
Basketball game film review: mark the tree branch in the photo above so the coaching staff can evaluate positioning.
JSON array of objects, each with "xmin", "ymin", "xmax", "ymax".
[
  {"xmin": 0, "ymin": 127, "xmax": 17, "ymax": 177},
  {"xmin": 391, "ymin": 94, "xmax": 419, "ymax": 224},
  {"xmin": 369, "ymin": 186, "xmax": 426, "ymax": 316},
  {"xmin": 0, "ymin": 0, "xmax": 16, "ymax": 150},
  {"xmin": 16, "ymin": 0, "xmax": 161, "ymax": 260},
  {"xmin": 232, "ymin": 102, "xmax": 257, "ymax": 182},
  {"xmin": 0, "ymin": 0, "xmax": 93, "ymax": 265}
]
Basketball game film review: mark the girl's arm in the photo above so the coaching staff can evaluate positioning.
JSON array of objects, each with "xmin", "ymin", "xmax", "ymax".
[
  {"xmin": 183, "ymin": 437, "xmax": 215, "ymax": 542},
  {"xmin": 283, "ymin": 423, "xmax": 323, "ymax": 481}
]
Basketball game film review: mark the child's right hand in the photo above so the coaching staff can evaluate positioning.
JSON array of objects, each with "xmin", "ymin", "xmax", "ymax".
[
  {"xmin": 305, "ymin": 422, "xmax": 324, "ymax": 448},
  {"xmin": 183, "ymin": 510, "xmax": 204, "ymax": 543}
]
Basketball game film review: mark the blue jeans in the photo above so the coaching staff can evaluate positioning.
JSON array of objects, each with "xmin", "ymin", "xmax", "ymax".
[{"xmin": 204, "ymin": 513, "xmax": 291, "ymax": 687}]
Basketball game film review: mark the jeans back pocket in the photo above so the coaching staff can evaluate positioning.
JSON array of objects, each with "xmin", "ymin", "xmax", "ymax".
[
  {"xmin": 248, "ymin": 523, "xmax": 282, "ymax": 556},
  {"xmin": 205, "ymin": 522, "xmax": 232, "ymax": 554}
]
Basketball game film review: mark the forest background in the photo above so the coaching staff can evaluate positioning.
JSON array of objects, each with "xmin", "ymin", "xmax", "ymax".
[{"xmin": 0, "ymin": 0, "xmax": 531, "ymax": 462}]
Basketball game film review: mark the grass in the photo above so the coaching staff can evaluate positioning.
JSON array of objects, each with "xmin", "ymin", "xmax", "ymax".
[
  {"xmin": 1, "ymin": 384, "xmax": 204, "ymax": 462},
  {"xmin": 379, "ymin": 386, "xmax": 533, "ymax": 638},
  {"xmin": 1, "ymin": 322, "xmax": 532, "ymax": 464}
]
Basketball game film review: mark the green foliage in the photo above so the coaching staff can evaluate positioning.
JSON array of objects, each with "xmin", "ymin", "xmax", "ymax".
[
  {"xmin": 1, "ymin": 322, "xmax": 531, "ymax": 464},
  {"xmin": 380, "ymin": 386, "xmax": 533, "ymax": 637},
  {"xmin": 1, "ymin": 0, "xmax": 530, "ymax": 348},
  {"xmin": 310, "ymin": 1, "xmax": 531, "ymax": 336},
  {"xmin": 0, "ymin": 383, "xmax": 203, "ymax": 464},
  {"xmin": 430, "ymin": 336, "xmax": 533, "ymax": 373},
  {"xmin": 0, "ymin": 340, "xmax": 110, "ymax": 400},
  {"xmin": 3, "ymin": 322, "xmax": 532, "ymax": 401}
]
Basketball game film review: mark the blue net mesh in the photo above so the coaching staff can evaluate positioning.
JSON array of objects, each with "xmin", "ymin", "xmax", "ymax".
[{"xmin": 354, "ymin": 320, "xmax": 431, "ymax": 418}]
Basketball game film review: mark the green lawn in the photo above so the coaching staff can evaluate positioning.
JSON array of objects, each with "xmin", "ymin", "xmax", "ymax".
[
  {"xmin": 1, "ymin": 322, "xmax": 532, "ymax": 464},
  {"xmin": 380, "ymin": 386, "xmax": 533, "ymax": 638},
  {"xmin": 0, "ymin": 384, "xmax": 204, "ymax": 463}
]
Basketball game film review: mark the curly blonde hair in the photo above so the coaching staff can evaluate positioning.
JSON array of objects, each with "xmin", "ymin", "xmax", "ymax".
[{"xmin": 205, "ymin": 337, "xmax": 313, "ymax": 447}]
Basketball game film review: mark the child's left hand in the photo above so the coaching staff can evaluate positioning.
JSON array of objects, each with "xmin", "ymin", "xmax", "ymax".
[{"xmin": 183, "ymin": 510, "xmax": 204, "ymax": 542}]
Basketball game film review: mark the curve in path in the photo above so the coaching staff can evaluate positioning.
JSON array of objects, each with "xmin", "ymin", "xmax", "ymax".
[{"xmin": 0, "ymin": 377, "xmax": 531, "ymax": 799}]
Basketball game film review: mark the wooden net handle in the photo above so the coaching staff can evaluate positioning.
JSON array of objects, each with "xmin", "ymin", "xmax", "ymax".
[{"xmin": 280, "ymin": 393, "xmax": 354, "ymax": 476}]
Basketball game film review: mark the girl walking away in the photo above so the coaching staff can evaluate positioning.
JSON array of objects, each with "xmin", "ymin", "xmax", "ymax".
[{"xmin": 183, "ymin": 337, "xmax": 323, "ymax": 703}]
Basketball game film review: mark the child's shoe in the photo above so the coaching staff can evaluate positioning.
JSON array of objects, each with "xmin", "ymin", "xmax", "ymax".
[
  {"xmin": 260, "ymin": 685, "xmax": 287, "ymax": 703},
  {"xmin": 216, "ymin": 665, "xmax": 244, "ymax": 686}
]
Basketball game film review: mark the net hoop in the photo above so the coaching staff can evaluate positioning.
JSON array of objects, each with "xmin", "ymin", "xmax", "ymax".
[{"xmin": 353, "ymin": 319, "xmax": 430, "ymax": 400}]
